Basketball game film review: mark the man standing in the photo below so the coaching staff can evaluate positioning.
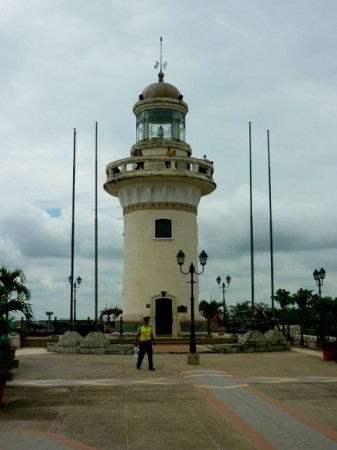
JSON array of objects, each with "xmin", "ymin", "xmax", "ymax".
[
  {"xmin": 135, "ymin": 316, "xmax": 155, "ymax": 371},
  {"xmin": 102, "ymin": 312, "xmax": 109, "ymax": 333},
  {"xmin": 215, "ymin": 309, "xmax": 224, "ymax": 335},
  {"xmin": 109, "ymin": 311, "xmax": 116, "ymax": 333}
]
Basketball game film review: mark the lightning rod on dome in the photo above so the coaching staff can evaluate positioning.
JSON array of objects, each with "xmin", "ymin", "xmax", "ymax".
[{"xmin": 154, "ymin": 36, "xmax": 167, "ymax": 74}]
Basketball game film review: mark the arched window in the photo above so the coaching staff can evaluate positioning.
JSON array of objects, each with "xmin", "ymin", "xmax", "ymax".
[{"xmin": 154, "ymin": 218, "xmax": 172, "ymax": 239}]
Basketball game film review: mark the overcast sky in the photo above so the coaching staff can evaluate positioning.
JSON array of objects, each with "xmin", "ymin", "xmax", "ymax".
[{"xmin": 1, "ymin": 0, "xmax": 337, "ymax": 321}]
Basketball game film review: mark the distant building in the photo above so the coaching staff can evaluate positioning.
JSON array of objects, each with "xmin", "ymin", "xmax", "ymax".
[{"xmin": 104, "ymin": 69, "xmax": 216, "ymax": 336}]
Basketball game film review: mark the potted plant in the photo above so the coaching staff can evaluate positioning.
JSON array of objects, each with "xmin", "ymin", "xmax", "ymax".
[{"xmin": 321, "ymin": 339, "xmax": 337, "ymax": 361}]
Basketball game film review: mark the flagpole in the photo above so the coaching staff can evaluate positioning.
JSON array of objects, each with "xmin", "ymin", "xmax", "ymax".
[
  {"xmin": 95, "ymin": 122, "xmax": 98, "ymax": 327},
  {"xmin": 249, "ymin": 122, "xmax": 255, "ymax": 326},
  {"xmin": 70, "ymin": 128, "xmax": 77, "ymax": 330},
  {"xmin": 267, "ymin": 130, "xmax": 275, "ymax": 318}
]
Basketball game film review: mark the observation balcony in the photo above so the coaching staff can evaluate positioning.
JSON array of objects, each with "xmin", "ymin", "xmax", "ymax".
[{"xmin": 104, "ymin": 155, "xmax": 216, "ymax": 197}]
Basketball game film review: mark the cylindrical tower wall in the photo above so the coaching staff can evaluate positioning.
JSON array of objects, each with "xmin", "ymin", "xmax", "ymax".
[{"xmin": 123, "ymin": 207, "xmax": 198, "ymax": 316}]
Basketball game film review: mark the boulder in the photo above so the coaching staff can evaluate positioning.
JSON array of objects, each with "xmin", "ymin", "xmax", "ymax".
[
  {"xmin": 56, "ymin": 331, "xmax": 82, "ymax": 353},
  {"xmin": 79, "ymin": 332, "xmax": 109, "ymax": 354},
  {"xmin": 264, "ymin": 329, "xmax": 286, "ymax": 345}
]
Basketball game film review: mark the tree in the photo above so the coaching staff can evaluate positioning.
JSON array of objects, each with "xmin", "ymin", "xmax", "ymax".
[
  {"xmin": 274, "ymin": 289, "xmax": 293, "ymax": 310},
  {"xmin": 228, "ymin": 301, "xmax": 252, "ymax": 319},
  {"xmin": 274, "ymin": 288, "xmax": 295, "ymax": 334},
  {"xmin": 292, "ymin": 288, "xmax": 313, "ymax": 346},
  {"xmin": 310, "ymin": 295, "xmax": 337, "ymax": 342},
  {"xmin": 292, "ymin": 288, "xmax": 313, "ymax": 310},
  {"xmin": 227, "ymin": 301, "xmax": 252, "ymax": 332},
  {"xmin": 199, "ymin": 299, "xmax": 221, "ymax": 319},
  {"xmin": 99, "ymin": 304, "xmax": 123, "ymax": 320},
  {"xmin": 199, "ymin": 299, "xmax": 221, "ymax": 335},
  {"xmin": 0, "ymin": 266, "xmax": 33, "ymax": 321}
]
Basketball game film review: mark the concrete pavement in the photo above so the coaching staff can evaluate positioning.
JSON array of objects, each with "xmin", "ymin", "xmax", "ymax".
[{"xmin": 1, "ymin": 346, "xmax": 337, "ymax": 449}]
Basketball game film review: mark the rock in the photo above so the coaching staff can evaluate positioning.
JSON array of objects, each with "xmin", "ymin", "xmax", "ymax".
[
  {"xmin": 56, "ymin": 331, "xmax": 82, "ymax": 353},
  {"xmin": 239, "ymin": 330, "xmax": 266, "ymax": 346},
  {"xmin": 264, "ymin": 329, "xmax": 286, "ymax": 345},
  {"xmin": 79, "ymin": 332, "xmax": 109, "ymax": 354}
]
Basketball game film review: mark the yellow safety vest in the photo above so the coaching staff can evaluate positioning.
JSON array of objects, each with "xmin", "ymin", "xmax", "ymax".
[{"xmin": 138, "ymin": 325, "xmax": 152, "ymax": 341}]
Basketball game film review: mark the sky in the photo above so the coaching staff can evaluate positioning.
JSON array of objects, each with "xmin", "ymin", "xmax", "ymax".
[{"xmin": 1, "ymin": 0, "xmax": 337, "ymax": 321}]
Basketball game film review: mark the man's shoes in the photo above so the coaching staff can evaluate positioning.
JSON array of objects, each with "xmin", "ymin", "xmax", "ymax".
[
  {"xmin": 137, "ymin": 366, "xmax": 141, "ymax": 370},
  {"xmin": 149, "ymin": 368, "xmax": 156, "ymax": 371}
]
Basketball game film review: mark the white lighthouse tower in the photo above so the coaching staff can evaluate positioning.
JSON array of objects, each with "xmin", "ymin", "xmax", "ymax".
[{"xmin": 104, "ymin": 60, "xmax": 216, "ymax": 336}]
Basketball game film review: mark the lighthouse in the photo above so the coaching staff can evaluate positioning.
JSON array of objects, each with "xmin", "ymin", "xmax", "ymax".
[{"xmin": 104, "ymin": 58, "xmax": 216, "ymax": 336}]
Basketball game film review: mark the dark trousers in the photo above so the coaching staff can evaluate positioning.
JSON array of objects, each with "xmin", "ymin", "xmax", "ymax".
[{"xmin": 137, "ymin": 341, "xmax": 154, "ymax": 369}]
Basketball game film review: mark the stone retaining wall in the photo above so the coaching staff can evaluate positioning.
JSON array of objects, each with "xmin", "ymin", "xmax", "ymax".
[
  {"xmin": 47, "ymin": 331, "xmax": 134, "ymax": 354},
  {"xmin": 211, "ymin": 330, "xmax": 290, "ymax": 354},
  {"xmin": 47, "ymin": 330, "xmax": 291, "ymax": 355}
]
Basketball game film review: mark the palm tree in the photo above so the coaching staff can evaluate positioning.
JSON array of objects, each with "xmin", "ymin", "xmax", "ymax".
[
  {"xmin": 292, "ymin": 288, "xmax": 313, "ymax": 347},
  {"xmin": 199, "ymin": 299, "xmax": 221, "ymax": 335},
  {"xmin": 274, "ymin": 289, "xmax": 293, "ymax": 310},
  {"xmin": 310, "ymin": 295, "xmax": 335, "ymax": 343},
  {"xmin": 0, "ymin": 266, "xmax": 33, "ymax": 321},
  {"xmin": 274, "ymin": 288, "xmax": 294, "ymax": 339}
]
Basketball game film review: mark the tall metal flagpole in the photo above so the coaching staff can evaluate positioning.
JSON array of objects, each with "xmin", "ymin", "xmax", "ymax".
[
  {"xmin": 267, "ymin": 130, "xmax": 275, "ymax": 318},
  {"xmin": 95, "ymin": 122, "xmax": 98, "ymax": 327},
  {"xmin": 249, "ymin": 122, "xmax": 255, "ymax": 326},
  {"xmin": 70, "ymin": 128, "xmax": 77, "ymax": 329}
]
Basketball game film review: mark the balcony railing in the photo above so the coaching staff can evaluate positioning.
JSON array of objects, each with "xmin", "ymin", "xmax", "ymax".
[{"xmin": 106, "ymin": 155, "xmax": 214, "ymax": 181}]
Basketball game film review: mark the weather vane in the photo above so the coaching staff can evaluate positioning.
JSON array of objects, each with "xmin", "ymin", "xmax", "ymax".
[{"xmin": 154, "ymin": 37, "xmax": 167, "ymax": 72}]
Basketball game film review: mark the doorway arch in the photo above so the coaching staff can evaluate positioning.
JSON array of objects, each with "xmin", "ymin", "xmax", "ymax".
[{"xmin": 155, "ymin": 298, "xmax": 172, "ymax": 335}]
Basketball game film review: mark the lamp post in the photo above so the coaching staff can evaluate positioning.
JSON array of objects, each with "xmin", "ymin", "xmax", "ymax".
[
  {"xmin": 68, "ymin": 276, "xmax": 82, "ymax": 323},
  {"xmin": 176, "ymin": 249, "xmax": 208, "ymax": 357},
  {"xmin": 216, "ymin": 275, "xmax": 231, "ymax": 329},
  {"xmin": 313, "ymin": 268, "xmax": 326, "ymax": 343},
  {"xmin": 313, "ymin": 268, "xmax": 326, "ymax": 300}
]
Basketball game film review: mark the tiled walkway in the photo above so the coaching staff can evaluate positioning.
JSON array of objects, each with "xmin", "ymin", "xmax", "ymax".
[{"xmin": 1, "ymin": 348, "xmax": 337, "ymax": 449}]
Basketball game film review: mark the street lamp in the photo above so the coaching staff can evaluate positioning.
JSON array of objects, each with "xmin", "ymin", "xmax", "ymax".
[
  {"xmin": 313, "ymin": 268, "xmax": 326, "ymax": 299},
  {"xmin": 68, "ymin": 276, "xmax": 82, "ymax": 322},
  {"xmin": 216, "ymin": 275, "xmax": 231, "ymax": 329},
  {"xmin": 176, "ymin": 249, "xmax": 208, "ymax": 356}
]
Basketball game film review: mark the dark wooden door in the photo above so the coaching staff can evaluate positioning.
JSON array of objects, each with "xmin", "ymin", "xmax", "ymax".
[{"xmin": 155, "ymin": 298, "xmax": 172, "ymax": 335}]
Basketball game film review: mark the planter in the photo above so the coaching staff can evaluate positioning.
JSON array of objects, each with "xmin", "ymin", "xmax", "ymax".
[{"xmin": 322, "ymin": 346, "xmax": 337, "ymax": 361}]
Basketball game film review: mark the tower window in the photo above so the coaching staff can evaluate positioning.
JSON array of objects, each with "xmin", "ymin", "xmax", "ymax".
[{"xmin": 154, "ymin": 218, "xmax": 172, "ymax": 239}]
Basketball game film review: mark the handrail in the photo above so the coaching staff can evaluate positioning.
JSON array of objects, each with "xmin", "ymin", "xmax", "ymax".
[{"xmin": 106, "ymin": 155, "xmax": 214, "ymax": 180}]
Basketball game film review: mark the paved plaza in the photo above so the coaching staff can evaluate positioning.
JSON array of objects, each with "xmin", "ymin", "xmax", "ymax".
[{"xmin": 1, "ymin": 346, "xmax": 337, "ymax": 449}]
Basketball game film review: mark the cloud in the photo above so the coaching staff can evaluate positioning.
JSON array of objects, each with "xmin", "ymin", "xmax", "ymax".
[{"xmin": 1, "ymin": 0, "xmax": 337, "ymax": 319}]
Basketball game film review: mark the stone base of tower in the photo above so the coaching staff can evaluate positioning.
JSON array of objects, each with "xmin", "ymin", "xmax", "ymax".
[
  {"xmin": 116, "ymin": 314, "xmax": 143, "ymax": 334},
  {"xmin": 117, "ymin": 313, "xmax": 207, "ymax": 338},
  {"xmin": 118, "ymin": 314, "xmax": 144, "ymax": 323},
  {"xmin": 178, "ymin": 313, "xmax": 207, "ymax": 335},
  {"xmin": 178, "ymin": 313, "xmax": 206, "ymax": 323}
]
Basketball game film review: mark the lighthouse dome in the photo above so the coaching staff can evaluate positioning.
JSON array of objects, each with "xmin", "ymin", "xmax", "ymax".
[{"xmin": 141, "ymin": 71, "xmax": 182, "ymax": 100}]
